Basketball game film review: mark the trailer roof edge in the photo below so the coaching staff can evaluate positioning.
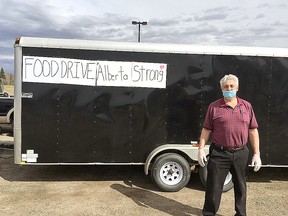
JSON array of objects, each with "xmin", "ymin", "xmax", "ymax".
[{"xmin": 17, "ymin": 37, "xmax": 288, "ymax": 57}]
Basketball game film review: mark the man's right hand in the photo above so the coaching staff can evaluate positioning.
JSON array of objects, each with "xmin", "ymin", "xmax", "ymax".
[{"xmin": 198, "ymin": 148, "xmax": 207, "ymax": 167}]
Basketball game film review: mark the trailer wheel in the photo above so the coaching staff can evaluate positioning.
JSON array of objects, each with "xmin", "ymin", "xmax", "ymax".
[
  {"xmin": 198, "ymin": 160, "xmax": 234, "ymax": 192},
  {"xmin": 10, "ymin": 118, "xmax": 14, "ymax": 135},
  {"xmin": 151, "ymin": 153, "xmax": 191, "ymax": 192}
]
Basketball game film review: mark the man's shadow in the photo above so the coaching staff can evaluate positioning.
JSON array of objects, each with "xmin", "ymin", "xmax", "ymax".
[{"xmin": 111, "ymin": 183, "xmax": 224, "ymax": 216}]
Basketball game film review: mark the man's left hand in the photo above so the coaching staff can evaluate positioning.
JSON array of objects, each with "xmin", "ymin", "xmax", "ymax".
[{"xmin": 251, "ymin": 154, "xmax": 262, "ymax": 172}]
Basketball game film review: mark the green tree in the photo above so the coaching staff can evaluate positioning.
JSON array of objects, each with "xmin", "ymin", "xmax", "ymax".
[
  {"xmin": 0, "ymin": 67, "xmax": 6, "ymax": 80},
  {"xmin": 9, "ymin": 74, "xmax": 14, "ymax": 85}
]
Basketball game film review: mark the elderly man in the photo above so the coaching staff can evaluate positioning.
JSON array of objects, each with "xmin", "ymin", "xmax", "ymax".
[{"xmin": 198, "ymin": 74, "xmax": 262, "ymax": 216}]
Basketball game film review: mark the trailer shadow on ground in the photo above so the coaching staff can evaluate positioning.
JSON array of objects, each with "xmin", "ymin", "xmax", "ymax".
[{"xmin": 110, "ymin": 183, "xmax": 212, "ymax": 216}]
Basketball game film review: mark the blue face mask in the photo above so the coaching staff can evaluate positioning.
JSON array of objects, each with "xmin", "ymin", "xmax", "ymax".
[{"xmin": 223, "ymin": 90, "xmax": 237, "ymax": 99}]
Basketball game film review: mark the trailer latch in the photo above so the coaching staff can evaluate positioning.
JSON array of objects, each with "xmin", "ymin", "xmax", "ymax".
[{"xmin": 22, "ymin": 92, "xmax": 33, "ymax": 98}]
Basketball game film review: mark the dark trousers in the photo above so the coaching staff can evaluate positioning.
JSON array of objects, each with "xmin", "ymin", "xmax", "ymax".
[{"xmin": 202, "ymin": 144, "xmax": 249, "ymax": 216}]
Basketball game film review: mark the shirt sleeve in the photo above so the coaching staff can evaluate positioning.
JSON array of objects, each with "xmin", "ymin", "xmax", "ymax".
[
  {"xmin": 249, "ymin": 106, "xmax": 258, "ymax": 129},
  {"xmin": 203, "ymin": 104, "xmax": 214, "ymax": 130}
]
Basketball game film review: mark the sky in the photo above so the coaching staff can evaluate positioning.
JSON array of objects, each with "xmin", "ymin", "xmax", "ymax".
[{"xmin": 1, "ymin": 0, "xmax": 288, "ymax": 74}]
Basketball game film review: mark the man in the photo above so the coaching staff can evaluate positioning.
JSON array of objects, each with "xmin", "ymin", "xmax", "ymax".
[{"xmin": 198, "ymin": 74, "xmax": 262, "ymax": 216}]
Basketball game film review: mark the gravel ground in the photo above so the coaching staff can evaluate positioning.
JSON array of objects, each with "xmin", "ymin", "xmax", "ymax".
[{"xmin": 0, "ymin": 133, "xmax": 287, "ymax": 216}]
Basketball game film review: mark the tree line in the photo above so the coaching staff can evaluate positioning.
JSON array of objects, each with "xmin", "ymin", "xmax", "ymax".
[{"xmin": 0, "ymin": 67, "xmax": 14, "ymax": 85}]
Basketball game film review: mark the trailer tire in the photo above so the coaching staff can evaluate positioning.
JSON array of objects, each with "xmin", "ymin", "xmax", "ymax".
[
  {"xmin": 198, "ymin": 161, "xmax": 234, "ymax": 192},
  {"xmin": 10, "ymin": 118, "xmax": 14, "ymax": 135},
  {"xmin": 151, "ymin": 153, "xmax": 190, "ymax": 192}
]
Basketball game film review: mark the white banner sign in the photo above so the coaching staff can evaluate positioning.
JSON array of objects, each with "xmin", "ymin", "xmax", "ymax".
[{"xmin": 23, "ymin": 56, "xmax": 167, "ymax": 89}]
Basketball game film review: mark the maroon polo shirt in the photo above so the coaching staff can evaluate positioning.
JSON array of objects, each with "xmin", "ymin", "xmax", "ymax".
[{"xmin": 203, "ymin": 97, "xmax": 258, "ymax": 148}]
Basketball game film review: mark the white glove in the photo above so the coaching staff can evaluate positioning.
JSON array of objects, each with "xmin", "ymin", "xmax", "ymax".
[
  {"xmin": 198, "ymin": 149, "xmax": 207, "ymax": 167},
  {"xmin": 251, "ymin": 154, "xmax": 262, "ymax": 172}
]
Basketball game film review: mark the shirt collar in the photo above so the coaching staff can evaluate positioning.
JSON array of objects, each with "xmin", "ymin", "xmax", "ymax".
[{"xmin": 220, "ymin": 97, "xmax": 243, "ymax": 107}]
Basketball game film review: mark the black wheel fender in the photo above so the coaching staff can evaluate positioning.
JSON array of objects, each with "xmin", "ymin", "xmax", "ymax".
[
  {"xmin": 3, "ymin": 92, "xmax": 9, "ymax": 97},
  {"xmin": 151, "ymin": 153, "xmax": 191, "ymax": 192}
]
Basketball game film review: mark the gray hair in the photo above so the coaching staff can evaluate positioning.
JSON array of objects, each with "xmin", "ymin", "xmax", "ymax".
[{"xmin": 220, "ymin": 74, "xmax": 239, "ymax": 88}]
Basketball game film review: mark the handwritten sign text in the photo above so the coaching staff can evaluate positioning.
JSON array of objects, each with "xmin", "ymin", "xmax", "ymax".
[{"xmin": 23, "ymin": 56, "xmax": 167, "ymax": 88}]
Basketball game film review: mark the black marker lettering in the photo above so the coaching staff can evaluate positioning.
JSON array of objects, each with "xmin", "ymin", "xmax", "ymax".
[
  {"xmin": 67, "ymin": 61, "xmax": 72, "ymax": 78},
  {"xmin": 132, "ymin": 65, "xmax": 140, "ymax": 82},
  {"xmin": 42, "ymin": 60, "xmax": 51, "ymax": 77},
  {"xmin": 118, "ymin": 66, "xmax": 124, "ymax": 81},
  {"xmin": 158, "ymin": 70, "xmax": 164, "ymax": 82},
  {"xmin": 123, "ymin": 74, "xmax": 128, "ymax": 80},
  {"xmin": 97, "ymin": 64, "xmax": 105, "ymax": 81},
  {"xmin": 86, "ymin": 62, "xmax": 95, "ymax": 80},
  {"xmin": 74, "ymin": 62, "xmax": 81, "ymax": 78},
  {"xmin": 24, "ymin": 57, "xmax": 34, "ymax": 79},
  {"xmin": 33, "ymin": 59, "xmax": 43, "ymax": 77},
  {"xmin": 61, "ymin": 61, "xmax": 67, "ymax": 78},
  {"xmin": 51, "ymin": 60, "xmax": 59, "ymax": 77}
]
